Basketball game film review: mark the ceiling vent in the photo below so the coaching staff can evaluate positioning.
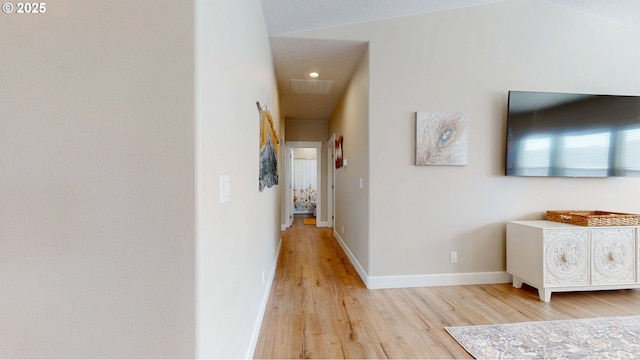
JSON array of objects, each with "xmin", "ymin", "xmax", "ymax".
[{"xmin": 290, "ymin": 79, "xmax": 334, "ymax": 95}]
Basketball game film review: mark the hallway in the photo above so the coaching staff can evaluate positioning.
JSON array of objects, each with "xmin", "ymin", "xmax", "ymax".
[{"xmin": 253, "ymin": 219, "xmax": 640, "ymax": 359}]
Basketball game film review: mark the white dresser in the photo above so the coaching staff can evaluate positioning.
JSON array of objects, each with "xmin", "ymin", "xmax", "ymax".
[{"xmin": 506, "ymin": 220, "xmax": 640, "ymax": 302}]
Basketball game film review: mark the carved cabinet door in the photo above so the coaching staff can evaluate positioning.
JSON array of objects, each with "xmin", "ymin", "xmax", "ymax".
[
  {"xmin": 543, "ymin": 229, "xmax": 590, "ymax": 286},
  {"xmin": 591, "ymin": 228, "xmax": 636, "ymax": 284}
]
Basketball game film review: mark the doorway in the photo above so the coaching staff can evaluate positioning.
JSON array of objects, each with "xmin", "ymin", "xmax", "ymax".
[
  {"xmin": 284, "ymin": 141, "xmax": 322, "ymax": 229},
  {"xmin": 292, "ymin": 148, "xmax": 317, "ymax": 216}
]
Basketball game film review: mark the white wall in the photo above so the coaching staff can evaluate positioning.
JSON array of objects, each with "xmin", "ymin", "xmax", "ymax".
[
  {"xmin": 289, "ymin": 0, "xmax": 640, "ymax": 283},
  {"xmin": 195, "ymin": 0, "xmax": 282, "ymax": 358},
  {"xmin": 294, "ymin": 148, "xmax": 318, "ymax": 159},
  {"xmin": 328, "ymin": 51, "xmax": 371, "ymax": 276},
  {"xmin": 0, "ymin": 1, "xmax": 196, "ymax": 357},
  {"xmin": 0, "ymin": 0, "xmax": 282, "ymax": 357},
  {"xmin": 285, "ymin": 118, "xmax": 328, "ymax": 141}
]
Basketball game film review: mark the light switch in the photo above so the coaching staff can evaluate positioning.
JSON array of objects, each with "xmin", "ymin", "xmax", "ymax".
[
  {"xmin": 359, "ymin": 178, "xmax": 363, "ymax": 189},
  {"xmin": 220, "ymin": 175, "xmax": 230, "ymax": 203}
]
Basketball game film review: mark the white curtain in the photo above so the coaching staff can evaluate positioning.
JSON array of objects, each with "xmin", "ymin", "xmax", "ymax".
[{"xmin": 293, "ymin": 159, "xmax": 317, "ymax": 210}]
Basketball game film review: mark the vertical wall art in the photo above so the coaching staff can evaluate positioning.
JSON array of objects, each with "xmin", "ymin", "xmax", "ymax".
[
  {"xmin": 416, "ymin": 111, "xmax": 468, "ymax": 166},
  {"xmin": 258, "ymin": 102, "xmax": 279, "ymax": 191},
  {"xmin": 335, "ymin": 135, "xmax": 344, "ymax": 169}
]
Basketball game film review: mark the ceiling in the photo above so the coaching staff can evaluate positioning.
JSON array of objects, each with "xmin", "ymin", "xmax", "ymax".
[
  {"xmin": 270, "ymin": 37, "xmax": 368, "ymax": 121},
  {"xmin": 262, "ymin": 0, "xmax": 640, "ymax": 122}
]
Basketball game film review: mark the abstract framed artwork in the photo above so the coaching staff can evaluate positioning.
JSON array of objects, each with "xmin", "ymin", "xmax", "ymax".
[
  {"xmin": 416, "ymin": 111, "xmax": 468, "ymax": 166},
  {"xmin": 335, "ymin": 135, "xmax": 344, "ymax": 169},
  {"xmin": 258, "ymin": 101, "xmax": 279, "ymax": 191}
]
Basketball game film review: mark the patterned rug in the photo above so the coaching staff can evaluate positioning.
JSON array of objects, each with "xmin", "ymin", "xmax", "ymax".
[{"xmin": 446, "ymin": 316, "xmax": 640, "ymax": 359}]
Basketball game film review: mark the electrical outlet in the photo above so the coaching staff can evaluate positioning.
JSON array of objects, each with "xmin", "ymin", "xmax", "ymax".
[
  {"xmin": 341, "ymin": 225, "xmax": 345, "ymax": 234},
  {"xmin": 450, "ymin": 252, "xmax": 458, "ymax": 263}
]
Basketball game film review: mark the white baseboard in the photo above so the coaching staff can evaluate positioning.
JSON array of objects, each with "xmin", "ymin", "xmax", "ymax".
[
  {"xmin": 246, "ymin": 237, "xmax": 282, "ymax": 359},
  {"xmin": 281, "ymin": 224, "xmax": 287, "ymax": 231},
  {"xmin": 332, "ymin": 231, "xmax": 512, "ymax": 290},
  {"xmin": 333, "ymin": 230, "xmax": 370, "ymax": 287},
  {"xmin": 367, "ymin": 271, "xmax": 512, "ymax": 289}
]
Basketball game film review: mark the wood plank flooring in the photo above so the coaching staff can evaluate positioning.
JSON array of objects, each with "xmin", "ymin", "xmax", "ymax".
[{"xmin": 253, "ymin": 216, "xmax": 640, "ymax": 358}]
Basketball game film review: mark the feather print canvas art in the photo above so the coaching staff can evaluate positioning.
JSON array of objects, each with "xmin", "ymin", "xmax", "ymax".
[{"xmin": 416, "ymin": 112, "xmax": 468, "ymax": 166}]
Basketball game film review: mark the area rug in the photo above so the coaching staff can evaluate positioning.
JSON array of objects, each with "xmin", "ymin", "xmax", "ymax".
[
  {"xmin": 303, "ymin": 218, "xmax": 316, "ymax": 225},
  {"xmin": 446, "ymin": 315, "xmax": 640, "ymax": 359}
]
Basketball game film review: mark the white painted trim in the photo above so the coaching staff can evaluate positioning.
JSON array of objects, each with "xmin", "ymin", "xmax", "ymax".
[
  {"xmin": 327, "ymin": 134, "xmax": 335, "ymax": 228},
  {"xmin": 246, "ymin": 237, "xmax": 282, "ymax": 359},
  {"xmin": 333, "ymin": 230, "xmax": 369, "ymax": 287},
  {"xmin": 281, "ymin": 224, "xmax": 287, "ymax": 231},
  {"xmin": 283, "ymin": 148, "xmax": 294, "ymax": 229},
  {"xmin": 367, "ymin": 271, "xmax": 512, "ymax": 290}
]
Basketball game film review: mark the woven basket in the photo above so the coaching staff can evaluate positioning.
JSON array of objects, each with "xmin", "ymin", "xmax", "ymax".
[{"xmin": 546, "ymin": 210, "xmax": 640, "ymax": 227}]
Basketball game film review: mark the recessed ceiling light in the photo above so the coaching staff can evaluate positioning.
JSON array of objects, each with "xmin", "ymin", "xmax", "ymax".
[{"xmin": 309, "ymin": 72, "xmax": 319, "ymax": 78}]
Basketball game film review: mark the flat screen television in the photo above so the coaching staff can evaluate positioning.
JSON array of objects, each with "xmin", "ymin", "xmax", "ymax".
[{"xmin": 505, "ymin": 91, "xmax": 640, "ymax": 177}]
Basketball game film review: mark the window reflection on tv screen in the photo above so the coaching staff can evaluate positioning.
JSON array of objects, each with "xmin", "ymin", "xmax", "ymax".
[{"xmin": 506, "ymin": 91, "xmax": 640, "ymax": 177}]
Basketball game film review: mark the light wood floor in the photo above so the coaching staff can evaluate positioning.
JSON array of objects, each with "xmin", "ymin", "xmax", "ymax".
[{"xmin": 254, "ymin": 216, "xmax": 640, "ymax": 359}]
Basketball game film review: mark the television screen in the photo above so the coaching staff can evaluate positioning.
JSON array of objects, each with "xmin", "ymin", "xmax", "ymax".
[{"xmin": 505, "ymin": 91, "xmax": 640, "ymax": 177}]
